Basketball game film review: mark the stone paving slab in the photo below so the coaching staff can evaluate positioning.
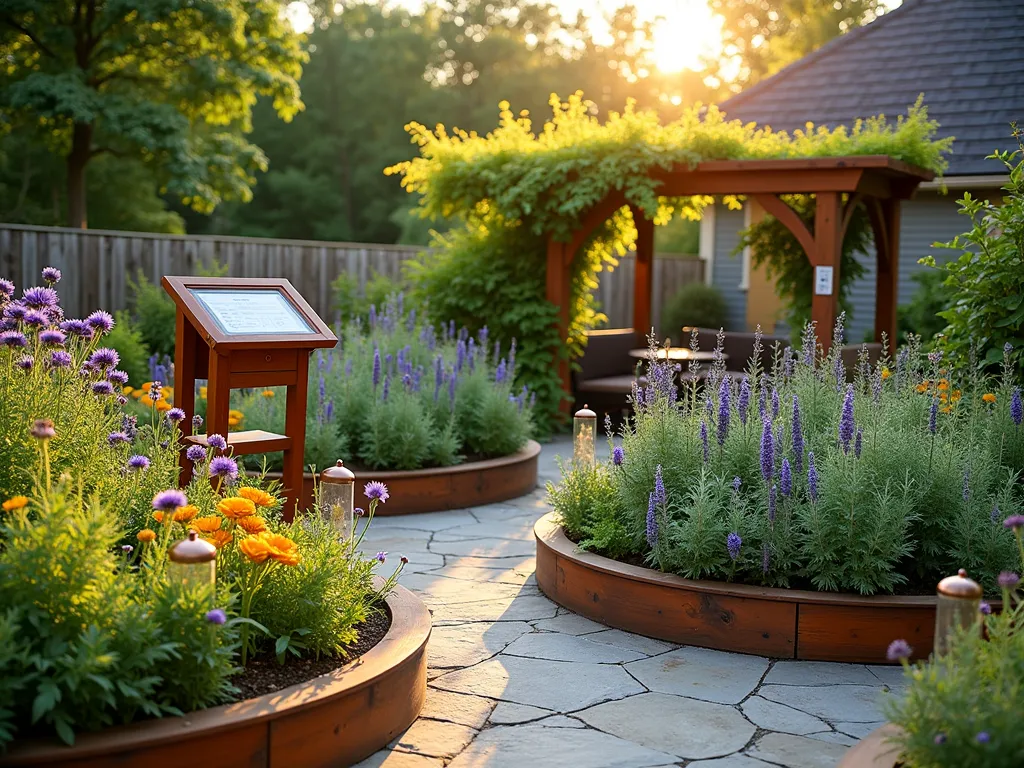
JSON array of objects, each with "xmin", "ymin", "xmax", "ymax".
[{"xmin": 362, "ymin": 436, "xmax": 901, "ymax": 767}]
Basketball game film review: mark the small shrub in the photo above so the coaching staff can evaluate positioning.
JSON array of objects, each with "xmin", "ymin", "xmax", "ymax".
[
  {"xmin": 898, "ymin": 269, "xmax": 952, "ymax": 347},
  {"xmin": 660, "ymin": 281, "xmax": 728, "ymax": 334},
  {"xmin": 128, "ymin": 272, "xmax": 177, "ymax": 359},
  {"xmin": 104, "ymin": 311, "xmax": 152, "ymax": 385}
]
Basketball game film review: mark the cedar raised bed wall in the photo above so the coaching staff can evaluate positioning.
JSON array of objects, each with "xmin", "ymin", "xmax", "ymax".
[
  {"xmin": 1, "ymin": 582, "xmax": 430, "ymax": 768},
  {"xmin": 535, "ymin": 513, "xmax": 936, "ymax": 663}
]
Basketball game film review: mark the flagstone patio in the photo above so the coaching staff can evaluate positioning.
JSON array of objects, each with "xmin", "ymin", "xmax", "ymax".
[{"xmin": 354, "ymin": 438, "xmax": 902, "ymax": 768}]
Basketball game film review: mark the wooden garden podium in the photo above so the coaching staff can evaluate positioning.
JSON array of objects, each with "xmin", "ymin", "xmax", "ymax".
[{"xmin": 162, "ymin": 276, "xmax": 337, "ymax": 519}]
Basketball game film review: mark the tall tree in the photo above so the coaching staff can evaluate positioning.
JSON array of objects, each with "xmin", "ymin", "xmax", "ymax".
[
  {"xmin": 0, "ymin": 0, "xmax": 306, "ymax": 228},
  {"xmin": 708, "ymin": 0, "xmax": 887, "ymax": 91}
]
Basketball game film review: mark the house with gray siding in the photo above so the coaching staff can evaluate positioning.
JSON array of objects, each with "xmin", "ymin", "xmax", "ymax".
[{"xmin": 698, "ymin": 0, "xmax": 1024, "ymax": 341}]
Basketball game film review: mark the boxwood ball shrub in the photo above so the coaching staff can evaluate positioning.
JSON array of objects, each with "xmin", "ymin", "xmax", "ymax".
[
  {"xmin": 549, "ymin": 317, "xmax": 1024, "ymax": 596},
  {"xmin": 660, "ymin": 282, "xmax": 728, "ymax": 335}
]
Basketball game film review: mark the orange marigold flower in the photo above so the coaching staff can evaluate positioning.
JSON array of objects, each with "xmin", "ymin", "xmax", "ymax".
[
  {"xmin": 2, "ymin": 495, "xmax": 28, "ymax": 512},
  {"xmin": 156, "ymin": 400, "xmax": 171, "ymax": 412},
  {"xmin": 236, "ymin": 516, "xmax": 268, "ymax": 535},
  {"xmin": 881, "ymin": 368, "xmax": 891, "ymax": 380},
  {"xmin": 983, "ymin": 393, "xmax": 997, "ymax": 404},
  {"xmin": 915, "ymin": 382, "xmax": 929, "ymax": 394},
  {"xmin": 192, "ymin": 515, "xmax": 222, "ymax": 533},
  {"xmin": 227, "ymin": 417, "xmax": 241, "ymax": 428},
  {"xmin": 937, "ymin": 380, "xmax": 949, "ymax": 391},
  {"xmin": 153, "ymin": 510, "xmax": 172, "ymax": 524},
  {"xmin": 940, "ymin": 405, "xmax": 953, "ymax": 414},
  {"xmin": 132, "ymin": 390, "xmax": 144, "ymax": 399},
  {"xmin": 137, "ymin": 529, "xmax": 157, "ymax": 543},
  {"xmin": 239, "ymin": 532, "xmax": 301, "ymax": 566},
  {"xmin": 217, "ymin": 497, "xmax": 257, "ymax": 519},
  {"xmin": 951, "ymin": 390, "xmax": 962, "ymax": 402},
  {"xmin": 261, "ymin": 389, "xmax": 275, "ymax": 398},
  {"xmin": 237, "ymin": 486, "xmax": 278, "ymax": 508},
  {"xmin": 174, "ymin": 505, "xmax": 199, "ymax": 523},
  {"xmin": 203, "ymin": 530, "xmax": 233, "ymax": 549},
  {"xmin": 939, "ymin": 393, "xmax": 948, "ymax": 403}
]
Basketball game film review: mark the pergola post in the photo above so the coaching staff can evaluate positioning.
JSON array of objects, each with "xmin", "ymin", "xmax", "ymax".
[
  {"xmin": 871, "ymin": 198, "xmax": 901, "ymax": 353},
  {"xmin": 811, "ymin": 192, "xmax": 842, "ymax": 353},
  {"xmin": 546, "ymin": 239, "xmax": 573, "ymax": 406},
  {"xmin": 631, "ymin": 206, "xmax": 655, "ymax": 341}
]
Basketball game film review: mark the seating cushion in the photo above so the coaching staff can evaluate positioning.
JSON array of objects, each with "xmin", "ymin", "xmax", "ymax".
[
  {"xmin": 577, "ymin": 329, "xmax": 640, "ymax": 382},
  {"xmin": 577, "ymin": 374, "xmax": 641, "ymax": 394}
]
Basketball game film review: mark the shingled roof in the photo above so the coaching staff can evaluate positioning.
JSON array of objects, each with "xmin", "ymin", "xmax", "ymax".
[{"xmin": 720, "ymin": 0, "xmax": 1024, "ymax": 177}]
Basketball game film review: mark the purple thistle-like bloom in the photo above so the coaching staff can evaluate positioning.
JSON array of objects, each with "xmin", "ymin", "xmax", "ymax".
[
  {"xmin": 92, "ymin": 381, "xmax": 114, "ymax": 396},
  {"xmin": 998, "ymin": 571, "xmax": 1020, "ymax": 589},
  {"xmin": 839, "ymin": 384, "xmax": 855, "ymax": 453},
  {"xmin": 186, "ymin": 444, "xmax": 207, "ymax": 464},
  {"xmin": 980, "ymin": 601, "xmax": 992, "ymax": 615},
  {"xmin": 107, "ymin": 369, "xmax": 129, "ymax": 385},
  {"xmin": 733, "ymin": 476, "xmax": 742, "ymax": 493},
  {"xmin": 23, "ymin": 309, "xmax": 47, "ymax": 327},
  {"xmin": 205, "ymin": 609, "xmax": 227, "ymax": 625},
  {"xmin": 375, "ymin": 551, "xmax": 388, "ymax": 563},
  {"xmin": 808, "ymin": 452, "xmax": 819, "ymax": 502},
  {"xmin": 727, "ymin": 532, "xmax": 742, "ymax": 561},
  {"xmin": 1011, "ymin": 387, "xmax": 1023, "ymax": 427},
  {"xmin": 780, "ymin": 459, "xmax": 792, "ymax": 497},
  {"xmin": 1004, "ymin": 514, "xmax": 1024, "ymax": 530},
  {"xmin": 1, "ymin": 330, "xmax": 27, "ymax": 348},
  {"xmin": 646, "ymin": 492, "xmax": 658, "ymax": 548},
  {"xmin": 976, "ymin": 732, "xmax": 990, "ymax": 744},
  {"xmin": 771, "ymin": 388, "xmax": 779, "ymax": 420},
  {"xmin": 48, "ymin": 350, "xmax": 72, "ymax": 369},
  {"xmin": 60, "ymin": 319, "xmax": 92, "ymax": 338},
  {"xmin": 166, "ymin": 407, "xmax": 186, "ymax": 423},
  {"xmin": 653, "ymin": 464, "xmax": 666, "ymax": 507},
  {"xmin": 0, "ymin": 278, "xmax": 13, "ymax": 298},
  {"xmin": 791, "ymin": 396, "xmax": 804, "ymax": 474},
  {"xmin": 700, "ymin": 420, "xmax": 709, "ymax": 463},
  {"xmin": 22, "ymin": 286, "xmax": 59, "ymax": 308},
  {"xmin": 148, "ymin": 381, "xmax": 162, "ymax": 401},
  {"xmin": 3, "ymin": 303, "xmax": 27, "ymax": 321},
  {"xmin": 612, "ymin": 446, "xmax": 624, "ymax": 466},
  {"xmin": 209, "ymin": 456, "xmax": 239, "ymax": 481},
  {"xmin": 127, "ymin": 455, "xmax": 150, "ymax": 471},
  {"xmin": 372, "ymin": 347, "xmax": 381, "ymax": 388},
  {"xmin": 886, "ymin": 639, "xmax": 913, "ymax": 662},
  {"xmin": 762, "ymin": 542, "xmax": 770, "ymax": 574},
  {"xmin": 364, "ymin": 481, "xmax": 390, "ymax": 503},
  {"xmin": 760, "ymin": 419, "xmax": 774, "ymax": 483},
  {"xmin": 153, "ymin": 489, "xmax": 188, "ymax": 511},
  {"xmin": 854, "ymin": 428, "xmax": 863, "ymax": 459},
  {"xmin": 41, "ymin": 267, "xmax": 61, "ymax": 284},
  {"xmin": 929, "ymin": 397, "xmax": 938, "ymax": 435},
  {"xmin": 207, "ymin": 433, "xmax": 227, "ymax": 451},
  {"xmin": 717, "ymin": 377, "xmax": 730, "ymax": 446},
  {"xmin": 192, "ymin": 414, "xmax": 203, "ymax": 431},
  {"xmin": 122, "ymin": 544, "xmax": 134, "ymax": 554},
  {"xmin": 934, "ymin": 733, "xmax": 947, "ymax": 746},
  {"xmin": 768, "ymin": 482, "xmax": 777, "ymax": 522},
  {"xmin": 15, "ymin": 355, "xmax": 33, "ymax": 371},
  {"xmin": 121, "ymin": 414, "xmax": 138, "ymax": 441},
  {"xmin": 89, "ymin": 348, "xmax": 120, "ymax": 370},
  {"xmin": 738, "ymin": 377, "xmax": 751, "ymax": 426},
  {"xmin": 85, "ymin": 310, "xmax": 114, "ymax": 333},
  {"xmin": 108, "ymin": 431, "xmax": 130, "ymax": 446}
]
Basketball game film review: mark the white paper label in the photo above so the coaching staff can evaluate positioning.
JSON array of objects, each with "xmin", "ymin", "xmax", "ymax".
[
  {"xmin": 191, "ymin": 289, "xmax": 315, "ymax": 336},
  {"xmin": 814, "ymin": 266, "xmax": 834, "ymax": 296}
]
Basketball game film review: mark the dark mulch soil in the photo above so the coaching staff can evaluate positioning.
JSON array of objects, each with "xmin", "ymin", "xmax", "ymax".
[{"xmin": 231, "ymin": 609, "xmax": 391, "ymax": 700}]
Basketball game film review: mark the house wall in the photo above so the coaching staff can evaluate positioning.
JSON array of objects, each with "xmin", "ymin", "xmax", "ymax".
[{"xmin": 710, "ymin": 206, "xmax": 748, "ymax": 331}]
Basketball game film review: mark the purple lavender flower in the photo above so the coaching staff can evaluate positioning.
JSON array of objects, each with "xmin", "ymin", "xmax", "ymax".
[
  {"xmin": 0, "ymin": 330, "xmax": 27, "ymax": 348},
  {"xmin": 153, "ymin": 489, "xmax": 188, "ymax": 511},
  {"xmin": 933, "ymin": 733, "xmax": 946, "ymax": 746},
  {"xmin": 927, "ymin": 350, "xmax": 943, "ymax": 365},
  {"xmin": 85, "ymin": 310, "xmax": 114, "ymax": 333},
  {"xmin": 645, "ymin": 492, "xmax": 658, "ymax": 548},
  {"xmin": 998, "ymin": 571, "xmax": 1020, "ymax": 589},
  {"xmin": 89, "ymin": 348, "xmax": 120, "ymax": 370},
  {"xmin": 1011, "ymin": 387, "xmax": 1022, "ymax": 427},
  {"xmin": 186, "ymin": 444, "xmax": 207, "ymax": 464},
  {"xmin": 717, "ymin": 377, "xmax": 731, "ymax": 446},
  {"xmin": 22, "ymin": 286, "xmax": 59, "ymax": 308},
  {"xmin": 434, "ymin": 355, "xmax": 443, "ymax": 401},
  {"xmin": 207, "ymin": 433, "xmax": 227, "ymax": 451},
  {"xmin": 127, "ymin": 455, "xmax": 150, "ymax": 471},
  {"xmin": 48, "ymin": 350, "xmax": 72, "ymax": 369},
  {"xmin": 780, "ymin": 459, "xmax": 792, "ymax": 497},
  {"xmin": 0, "ymin": 278, "xmax": 13, "ymax": 298},
  {"xmin": 976, "ymin": 732, "xmax": 990, "ymax": 744},
  {"xmin": 929, "ymin": 397, "xmax": 938, "ymax": 435},
  {"xmin": 771, "ymin": 388, "xmax": 779, "ymax": 420},
  {"xmin": 738, "ymin": 377, "xmax": 750, "ymax": 426},
  {"xmin": 733, "ymin": 476, "xmax": 741, "ymax": 493},
  {"xmin": 15, "ymin": 355, "xmax": 33, "ymax": 371},
  {"xmin": 791, "ymin": 396, "xmax": 804, "ymax": 474},
  {"xmin": 205, "ymin": 609, "xmax": 227, "ymax": 625},
  {"xmin": 758, "ymin": 384, "xmax": 767, "ymax": 421},
  {"xmin": 381, "ymin": 373, "xmax": 390, "ymax": 402},
  {"xmin": 760, "ymin": 419, "xmax": 774, "ymax": 483},
  {"xmin": 762, "ymin": 542, "xmax": 770, "ymax": 574},
  {"xmin": 372, "ymin": 347, "xmax": 381, "ymax": 389},
  {"xmin": 344, "ymin": 358, "xmax": 353, "ymax": 375},
  {"xmin": 23, "ymin": 309, "xmax": 47, "ymax": 327},
  {"xmin": 886, "ymin": 638, "xmax": 912, "ymax": 662},
  {"xmin": 375, "ymin": 551, "xmax": 388, "ymax": 563},
  {"xmin": 807, "ymin": 451, "xmax": 819, "ymax": 502},
  {"xmin": 801, "ymin": 322, "xmax": 817, "ymax": 366},
  {"xmin": 478, "ymin": 326, "xmax": 489, "ymax": 350},
  {"xmin": 1004, "ymin": 515, "xmax": 1024, "ymax": 530},
  {"xmin": 209, "ymin": 456, "xmax": 238, "ymax": 482},
  {"xmin": 60, "ymin": 319, "xmax": 92, "ymax": 338},
  {"xmin": 495, "ymin": 358, "xmax": 507, "ymax": 384},
  {"xmin": 726, "ymin": 532, "xmax": 742, "ymax": 560},
  {"xmin": 833, "ymin": 355, "xmax": 845, "ymax": 390},
  {"xmin": 325, "ymin": 399, "xmax": 335, "ymax": 421},
  {"xmin": 456, "ymin": 339, "xmax": 467, "ymax": 372},
  {"xmin": 448, "ymin": 369, "xmax": 457, "ymax": 406},
  {"xmin": 108, "ymin": 431, "xmax": 130, "ymax": 446},
  {"xmin": 768, "ymin": 483, "xmax": 777, "ymax": 522},
  {"xmin": 700, "ymin": 420, "xmax": 709, "ymax": 463},
  {"xmin": 612, "ymin": 446, "xmax": 624, "ymax": 466},
  {"xmin": 166, "ymin": 407, "xmax": 186, "ymax": 423},
  {"xmin": 92, "ymin": 381, "xmax": 114, "ymax": 396},
  {"xmin": 653, "ymin": 465, "xmax": 666, "ymax": 506},
  {"xmin": 364, "ymin": 481, "xmax": 390, "ymax": 503},
  {"xmin": 41, "ymin": 267, "xmax": 61, "ymax": 284},
  {"xmin": 854, "ymin": 428, "xmax": 863, "ymax": 459},
  {"xmin": 839, "ymin": 384, "xmax": 855, "ymax": 453}
]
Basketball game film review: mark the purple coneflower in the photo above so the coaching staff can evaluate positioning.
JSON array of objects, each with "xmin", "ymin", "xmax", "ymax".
[
  {"xmin": 153, "ymin": 489, "xmax": 187, "ymax": 511},
  {"xmin": 780, "ymin": 458, "xmax": 792, "ymax": 497},
  {"xmin": 22, "ymin": 286, "xmax": 59, "ymax": 308},
  {"xmin": 209, "ymin": 456, "xmax": 239, "ymax": 482},
  {"xmin": 700, "ymin": 420, "xmax": 709, "ymax": 463},
  {"xmin": 92, "ymin": 381, "xmax": 114, "ymax": 396},
  {"xmin": 186, "ymin": 444, "xmax": 207, "ymax": 464},
  {"xmin": 364, "ymin": 481, "xmax": 390, "ymax": 503},
  {"xmin": 207, "ymin": 434, "xmax": 227, "ymax": 451},
  {"xmin": 48, "ymin": 350, "xmax": 72, "ymax": 369},
  {"xmin": 127, "ymin": 455, "xmax": 150, "ymax": 471},
  {"xmin": 15, "ymin": 355, "xmax": 33, "ymax": 371},
  {"xmin": 808, "ymin": 451, "xmax": 819, "ymax": 502},
  {"xmin": 760, "ymin": 419, "xmax": 774, "ymax": 483},
  {"xmin": 0, "ymin": 330, "xmax": 27, "ymax": 348},
  {"xmin": 839, "ymin": 384, "xmax": 855, "ymax": 453},
  {"xmin": 205, "ymin": 609, "xmax": 227, "ymax": 625},
  {"xmin": 108, "ymin": 431, "xmax": 130, "ymax": 446},
  {"xmin": 41, "ymin": 267, "xmax": 61, "ymax": 284},
  {"xmin": 886, "ymin": 638, "xmax": 912, "ymax": 662},
  {"xmin": 645, "ymin": 492, "xmax": 658, "ymax": 548},
  {"xmin": 85, "ymin": 310, "xmax": 114, "ymax": 333},
  {"xmin": 1011, "ymin": 387, "xmax": 1022, "ymax": 427},
  {"xmin": 726, "ymin": 532, "xmax": 742, "ymax": 561},
  {"xmin": 612, "ymin": 446, "xmax": 624, "ymax": 466}
]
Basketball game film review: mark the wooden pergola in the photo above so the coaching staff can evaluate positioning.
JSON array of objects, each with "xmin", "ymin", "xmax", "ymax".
[{"xmin": 546, "ymin": 156, "xmax": 934, "ymax": 393}]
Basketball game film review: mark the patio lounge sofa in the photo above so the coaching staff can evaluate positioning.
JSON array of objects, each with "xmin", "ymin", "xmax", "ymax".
[{"xmin": 573, "ymin": 329, "xmax": 643, "ymax": 415}]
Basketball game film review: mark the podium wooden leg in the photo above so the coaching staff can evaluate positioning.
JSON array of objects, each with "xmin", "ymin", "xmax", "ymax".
[{"xmin": 282, "ymin": 354, "xmax": 310, "ymax": 522}]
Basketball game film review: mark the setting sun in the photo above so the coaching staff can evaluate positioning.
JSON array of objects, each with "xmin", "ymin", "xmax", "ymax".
[{"xmin": 650, "ymin": 0, "xmax": 724, "ymax": 73}]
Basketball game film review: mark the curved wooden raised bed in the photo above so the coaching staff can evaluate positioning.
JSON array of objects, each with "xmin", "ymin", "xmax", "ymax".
[
  {"xmin": 837, "ymin": 725, "xmax": 903, "ymax": 768},
  {"xmin": 1, "ymin": 581, "xmax": 430, "ymax": 768},
  {"xmin": 263, "ymin": 439, "xmax": 541, "ymax": 516},
  {"xmin": 535, "ymin": 512, "xmax": 936, "ymax": 663}
]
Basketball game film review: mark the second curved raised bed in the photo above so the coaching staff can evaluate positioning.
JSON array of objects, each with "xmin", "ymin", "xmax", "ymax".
[
  {"xmin": 1, "ymin": 581, "xmax": 431, "ymax": 768},
  {"xmin": 264, "ymin": 439, "xmax": 541, "ymax": 516},
  {"xmin": 837, "ymin": 724, "xmax": 903, "ymax": 767},
  {"xmin": 535, "ymin": 512, "xmax": 935, "ymax": 663}
]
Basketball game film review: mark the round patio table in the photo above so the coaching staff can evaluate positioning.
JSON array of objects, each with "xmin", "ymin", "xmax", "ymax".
[{"xmin": 629, "ymin": 348, "xmax": 723, "ymax": 362}]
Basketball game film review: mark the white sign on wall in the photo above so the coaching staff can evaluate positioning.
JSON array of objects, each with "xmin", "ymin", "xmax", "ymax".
[{"xmin": 814, "ymin": 266, "xmax": 834, "ymax": 296}]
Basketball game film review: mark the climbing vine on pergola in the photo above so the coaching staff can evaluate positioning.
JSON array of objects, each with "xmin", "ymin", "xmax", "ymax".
[{"xmin": 390, "ymin": 94, "xmax": 951, "ymax": 417}]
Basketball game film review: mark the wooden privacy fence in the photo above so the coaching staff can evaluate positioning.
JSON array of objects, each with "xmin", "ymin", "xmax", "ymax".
[{"xmin": 0, "ymin": 223, "xmax": 703, "ymax": 328}]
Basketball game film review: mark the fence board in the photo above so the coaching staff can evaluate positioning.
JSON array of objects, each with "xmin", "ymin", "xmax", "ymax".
[{"xmin": 0, "ymin": 223, "xmax": 702, "ymax": 328}]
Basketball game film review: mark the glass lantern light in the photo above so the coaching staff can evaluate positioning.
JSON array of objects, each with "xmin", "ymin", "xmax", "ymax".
[
  {"xmin": 573, "ymin": 404, "xmax": 597, "ymax": 468},
  {"xmin": 319, "ymin": 459, "xmax": 356, "ymax": 539},
  {"xmin": 167, "ymin": 529, "xmax": 217, "ymax": 594},
  {"xmin": 934, "ymin": 568, "xmax": 983, "ymax": 655}
]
